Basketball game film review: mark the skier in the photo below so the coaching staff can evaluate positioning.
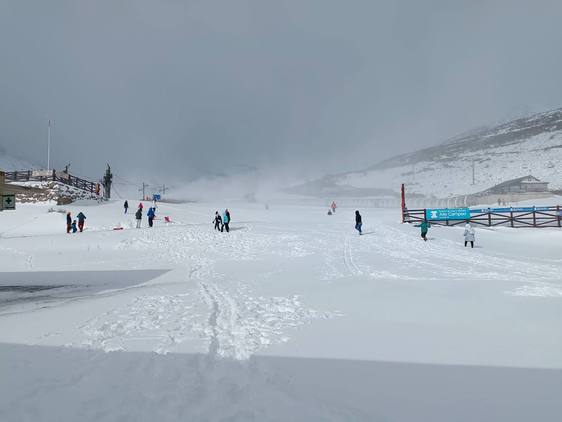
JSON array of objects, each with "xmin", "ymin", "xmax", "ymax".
[
  {"xmin": 135, "ymin": 207, "xmax": 142, "ymax": 228},
  {"xmin": 76, "ymin": 212, "xmax": 86, "ymax": 232},
  {"xmin": 71, "ymin": 220, "xmax": 78, "ymax": 233},
  {"xmin": 124, "ymin": 200, "xmax": 129, "ymax": 214},
  {"xmin": 331, "ymin": 201, "xmax": 337, "ymax": 214},
  {"xmin": 66, "ymin": 212, "xmax": 72, "ymax": 234},
  {"xmin": 416, "ymin": 220, "xmax": 430, "ymax": 241},
  {"xmin": 222, "ymin": 209, "xmax": 230, "ymax": 233},
  {"xmin": 147, "ymin": 207, "xmax": 155, "ymax": 228},
  {"xmin": 355, "ymin": 210, "xmax": 362, "ymax": 235},
  {"xmin": 213, "ymin": 211, "xmax": 222, "ymax": 231},
  {"xmin": 463, "ymin": 222, "xmax": 475, "ymax": 248}
]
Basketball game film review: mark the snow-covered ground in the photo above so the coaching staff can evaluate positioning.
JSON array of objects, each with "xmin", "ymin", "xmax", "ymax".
[{"xmin": 1, "ymin": 200, "xmax": 562, "ymax": 421}]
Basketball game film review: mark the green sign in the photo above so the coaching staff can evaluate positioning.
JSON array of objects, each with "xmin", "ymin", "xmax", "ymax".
[{"xmin": 2, "ymin": 194, "xmax": 16, "ymax": 210}]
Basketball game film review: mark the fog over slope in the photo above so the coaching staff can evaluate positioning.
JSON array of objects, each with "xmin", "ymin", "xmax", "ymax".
[{"xmin": 2, "ymin": 1, "xmax": 562, "ymax": 187}]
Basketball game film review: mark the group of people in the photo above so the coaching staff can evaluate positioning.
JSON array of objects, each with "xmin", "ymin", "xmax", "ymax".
[
  {"xmin": 128, "ymin": 201, "xmax": 157, "ymax": 228},
  {"xmin": 213, "ymin": 209, "xmax": 232, "ymax": 233},
  {"xmin": 352, "ymin": 209, "xmax": 477, "ymax": 247},
  {"xmin": 415, "ymin": 220, "xmax": 476, "ymax": 247},
  {"xmin": 66, "ymin": 211, "xmax": 86, "ymax": 233}
]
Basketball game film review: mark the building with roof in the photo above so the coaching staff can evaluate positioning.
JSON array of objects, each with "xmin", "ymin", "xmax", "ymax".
[{"xmin": 484, "ymin": 175, "xmax": 549, "ymax": 195}]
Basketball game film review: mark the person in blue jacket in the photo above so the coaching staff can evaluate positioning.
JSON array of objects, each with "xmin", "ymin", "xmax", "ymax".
[
  {"xmin": 147, "ymin": 207, "xmax": 156, "ymax": 228},
  {"xmin": 221, "ymin": 209, "xmax": 230, "ymax": 233}
]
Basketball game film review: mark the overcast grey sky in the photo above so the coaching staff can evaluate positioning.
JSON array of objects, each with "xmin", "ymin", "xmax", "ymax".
[{"xmin": 1, "ymin": 0, "xmax": 562, "ymax": 181}]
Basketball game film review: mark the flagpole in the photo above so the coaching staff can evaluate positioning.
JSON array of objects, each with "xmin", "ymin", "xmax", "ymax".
[{"xmin": 47, "ymin": 119, "xmax": 51, "ymax": 171}]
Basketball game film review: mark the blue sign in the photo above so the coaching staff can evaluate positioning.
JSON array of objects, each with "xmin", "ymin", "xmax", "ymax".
[
  {"xmin": 426, "ymin": 208, "xmax": 470, "ymax": 221},
  {"xmin": 152, "ymin": 194, "xmax": 161, "ymax": 201}
]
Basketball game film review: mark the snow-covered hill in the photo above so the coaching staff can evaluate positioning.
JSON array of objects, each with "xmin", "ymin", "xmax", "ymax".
[
  {"xmin": 0, "ymin": 149, "xmax": 36, "ymax": 171},
  {"xmin": 295, "ymin": 108, "xmax": 562, "ymax": 198}
]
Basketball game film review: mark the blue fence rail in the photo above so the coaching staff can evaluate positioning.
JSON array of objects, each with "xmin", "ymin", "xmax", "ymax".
[{"xmin": 403, "ymin": 206, "xmax": 562, "ymax": 228}]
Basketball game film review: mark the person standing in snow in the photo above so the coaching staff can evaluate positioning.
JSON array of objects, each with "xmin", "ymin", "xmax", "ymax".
[
  {"xmin": 463, "ymin": 222, "xmax": 475, "ymax": 248},
  {"xmin": 124, "ymin": 200, "xmax": 129, "ymax": 214},
  {"xmin": 213, "ymin": 211, "xmax": 222, "ymax": 231},
  {"xmin": 355, "ymin": 210, "xmax": 362, "ymax": 235},
  {"xmin": 76, "ymin": 212, "xmax": 86, "ymax": 232},
  {"xmin": 331, "ymin": 201, "xmax": 337, "ymax": 214},
  {"xmin": 71, "ymin": 220, "xmax": 78, "ymax": 233},
  {"xmin": 416, "ymin": 220, "xmax": 430, "ymax": 241},
  {"xmin": 221, "ymin": 209, "xmax": 230, "ymax": 233},
  {"xmin": 66, "ymin": 212, "xmax": 72, "ymax": 234},
  {"xmin": 147, "ymin": 207, "xmax": 155, "ymax": 228},
  {"xmin": 135, "ymin": 207, "xmax": 142, "ymax": 228},
  {"xmin": 138, "ymin": 202, "xmax": 144, "ymax": 212}
]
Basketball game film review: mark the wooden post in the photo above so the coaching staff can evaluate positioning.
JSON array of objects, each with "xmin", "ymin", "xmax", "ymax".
[
  {"xmin": 488, "ymin": 210, "xmax": 492, "ymax": 227},
  {"xmin": 510, "ymin": 208, "xmax": 514, "ymax": 228},
  {"xmin": 52, "ymin": 169, "xmax": 56, "ymax": 181},
  {"xmin": 558, "ymin": 205, "xmax": 561, "ymax": 228},
  {"xmin": 401, "ymin": 184, "xmax": 406, "ymax": 223},
  {"xmin": 533, "ymin": 207, "xmax": 536, "ymax": 227}
]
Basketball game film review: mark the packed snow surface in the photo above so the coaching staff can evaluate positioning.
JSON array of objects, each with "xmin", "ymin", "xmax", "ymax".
[{"xmin": 1, "ymin": 200, "xmax": 561, "ymax": 421}]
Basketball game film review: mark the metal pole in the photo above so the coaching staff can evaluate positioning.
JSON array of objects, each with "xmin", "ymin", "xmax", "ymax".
[{"xmin": 47, "ymin": 119, "xmax": 51, "ymax": 171}]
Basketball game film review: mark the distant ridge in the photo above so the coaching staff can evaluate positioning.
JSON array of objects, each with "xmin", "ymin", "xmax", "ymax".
[{"xmin": 289, "ymin": 107, "xmax": 562, "ymax": 198}]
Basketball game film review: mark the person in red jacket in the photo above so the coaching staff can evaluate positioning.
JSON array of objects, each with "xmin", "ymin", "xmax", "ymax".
[{"xmin": 331, "ymin": 201, "xmax": 337, "ymax": 214}]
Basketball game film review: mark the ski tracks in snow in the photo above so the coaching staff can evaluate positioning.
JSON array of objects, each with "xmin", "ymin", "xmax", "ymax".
[
  {"xmin": 85, "ymin": 224, "xmax": 340, "ymax": 358},
  {"xmin": 343, "ymin": 236, "xmax": 363, "ymax": 277},
  {"xmin": 198, "ymin": 281, "xmax": 339, "ymax": 360}
]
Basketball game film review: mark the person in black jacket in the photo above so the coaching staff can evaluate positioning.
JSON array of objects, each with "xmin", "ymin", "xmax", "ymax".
[
  {"xmin": 135, "ymin": 207, "xmax": 142, "ymax": 228},
  {"xmin": 355, "ymin": 210, "xmax": 362, "ymax": 235},
  {"xmin": 213, "ymin": 211, "xmax": 222, "ymax": 231},
  {"xmin": 124, "ymin": 200, "xmax": 129, "ymax": 214},
  {"xmin": 66, "ymin": 212, "xmax": 72, "ymax": 234}
]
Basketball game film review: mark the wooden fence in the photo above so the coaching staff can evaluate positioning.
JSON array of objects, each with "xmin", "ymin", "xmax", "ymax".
[
  {"xmin": 403, "ymin": 206, "xmax": 562, "ymax": 228},
  {"xmin": 4, "ymin": 170, "xmax": 99, "ymax": 195}
]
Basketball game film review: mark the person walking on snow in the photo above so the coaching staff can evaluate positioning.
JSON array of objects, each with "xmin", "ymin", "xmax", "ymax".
[
  {"xmin": 66, "ymin": 212, "xmax": 72, "ymax": 234},
  {"xmin": 124, "ymin": 200, "xmax": 129, "ymax": 214},
  {"xmin": 76, "ymin": 212, "xmax": 86, "ymax": 232},
  {"xmin": 416, "ymin": 220, "xmax": 430, "ymax": 241},
  {"xmin": 331, "ymin": 201, "xmax": 337, "ymax": 214},
  {"xmin": 147, "ymin": 207, "xmax": 156, "ymax": 228},
  {"xmin": 135, "ymin": 207, "xmax": 142, "ymax": 228},
  {"xmin": 221, "ymin": 209, "xmax": 230, "ymax": 233},
  {"xmin": 463, "ymin": 222, "xmax": 475, "ymax": 248},
  {"xmin": 213, "ymin": 211, "xmax": 222, "ymax": 231},
  {"xmin": 71, "ymin": 220, "xmax": 78, "ymax": 233},
  {"xmin": 355, "ymin": 210, "xmax": 362, "ymax": 235}
]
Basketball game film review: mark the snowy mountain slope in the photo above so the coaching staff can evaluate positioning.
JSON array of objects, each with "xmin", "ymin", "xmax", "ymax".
[
  {"xmin": 298, "ymin": 108, "xmax": 562, "ymax": 198},
  {"xmin": 0, "ymin": 148, "xmax": 36, "ymax": 171}
]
